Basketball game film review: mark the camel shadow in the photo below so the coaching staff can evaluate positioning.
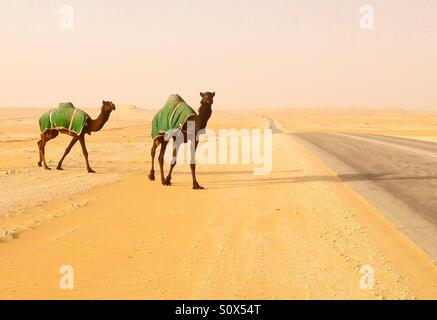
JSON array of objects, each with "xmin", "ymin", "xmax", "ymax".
[
  {"xmin": 200, "ymin": 172, "xmax": 437, "ymax": 189},
  {"xmin": 198, "ymin": 170, "xmax": 301, "ymax": 176}
]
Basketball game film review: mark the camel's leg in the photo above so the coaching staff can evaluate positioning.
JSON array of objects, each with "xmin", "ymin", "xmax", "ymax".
[
  {"xmin": 148, "ymin": 136, "xmax": 162, "ymax": 181},
  {"xmin": 37, "ymin": 139, "xmax": 43, "ymax": 167},
  {"xmin": 38, "ymin": 131, "xmax": 58, "ymax": 170},
  {"xmin": 57, "ymin": 136, "xmax": 79, "ymax": 170},
  {"xmin": 79, "ymin": 135, "xmax": 95, "ymax": 173},
  {"xmin": 164, "ymin": 138, "xmax": 180, "ymax": 186},
  {"xmin": 158, "ymin": 140, "xmax": 169, "ymax": 185},
  {"xmin": 190, "ymin": 141, "xmax": 203, "ymax": 190}
]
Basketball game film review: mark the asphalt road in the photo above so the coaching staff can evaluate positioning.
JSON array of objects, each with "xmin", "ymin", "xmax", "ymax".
[
  {"xmin": 265, "ymin": 117, "xmax": 437, "ymax": 261},
  {"xmin": 293, "ymin": 133, "xmax": 437, "ymax": 261}
]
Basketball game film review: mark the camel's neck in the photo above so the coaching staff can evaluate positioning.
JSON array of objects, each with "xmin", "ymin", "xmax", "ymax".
[
  {"xmin": 90, "ymin": 110, "xmax": 111, "ymax": 132},
  {"xmin": 196, "ymin": 102, "xmax": 212, "ymax": 131}
]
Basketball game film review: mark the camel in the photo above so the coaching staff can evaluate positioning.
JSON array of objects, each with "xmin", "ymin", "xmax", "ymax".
[
  {"xmin": 148, "ymin": 92, "xmax": 215, "ymax": 189},
  {"xmin": 37, "ymin": 101, "xmax": 116, "ymax": 173}
]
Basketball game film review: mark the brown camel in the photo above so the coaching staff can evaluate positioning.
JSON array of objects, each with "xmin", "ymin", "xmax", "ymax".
[
  {"xmin": 148, "ymin": 92, "xmax": 215, "ymax": 189},
  {"xmin": 37, "ymin": 101, "xmax": 116, "ymax": 173}
]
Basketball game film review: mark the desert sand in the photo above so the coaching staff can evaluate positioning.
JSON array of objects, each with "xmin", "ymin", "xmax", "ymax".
[
  {"xmin": 269, "ymin": 108, "xmax": 437, "ymax": 142},
  {"xmin": 0, "ymin": 106, "xmax": 436, "ymax": 299}
]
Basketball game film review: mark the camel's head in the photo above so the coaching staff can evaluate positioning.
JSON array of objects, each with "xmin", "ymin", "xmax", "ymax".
[
  {"xmin": 102, "ymin": 100, "xmax": 116, "ymax": 113},
  {"xmin": 200, "ymin": 92, "xmax": 215, "ymax": 106}
]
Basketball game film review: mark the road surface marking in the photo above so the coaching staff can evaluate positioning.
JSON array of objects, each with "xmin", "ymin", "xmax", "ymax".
[{"xmin": 333, "ymin": 133, "xmax": 437, "ymax": 159}]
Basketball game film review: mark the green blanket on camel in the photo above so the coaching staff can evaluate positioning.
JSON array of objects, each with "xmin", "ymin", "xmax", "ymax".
[
  {"xmin": 151, "ymin": 94, "xmax": 196, "ymax": 139},
  {"xmin": 39, "ymin": 102, "xmax": 90, "ymax": 135}
]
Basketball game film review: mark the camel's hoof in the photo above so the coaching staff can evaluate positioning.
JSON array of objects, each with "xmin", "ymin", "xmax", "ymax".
[
  {"xmin": 148, "ymin": 173, "xmax": 155, "ymax": 181},
  {"xmin": 38, "ymin": 162, "xmax": 42, "ymax": 167},
  {"xmin": 88, "ymin": 169, "xmax": 96, "ymax": 173},
  {"xmin": 164, "ymin": 178, "xmax": 172, "ymax": 186},
  {"xmin": 56, "ymin": 166, "xmax": 63, "ymax": 171},
  {"xmin": 44, "ymin": 167, "xmax": 52, "ymax": 171},
  {"xmin": 193, "ymin": 184, "xmax": 204, "ymax": 190}
]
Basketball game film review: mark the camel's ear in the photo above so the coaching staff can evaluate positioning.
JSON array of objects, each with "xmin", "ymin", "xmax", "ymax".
[
  {"xmin": 102, "ymin": 100, "xmax": 106, "ymax": 104},
  {"xmin": 212, "ymin": 92, "xmax": 215, "ymax": 97},
  {"xmin": 200, "ymin": 92, "xmax": 204, "ymax": 97}
]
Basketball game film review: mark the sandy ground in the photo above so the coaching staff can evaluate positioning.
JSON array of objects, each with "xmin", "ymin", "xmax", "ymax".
[
  {"xmin": 0, "ymin": 106, "xmax": 436, "ymax": 299},
  {"xmin": 269, "ymin": 108, "xmax": 437, "ymax": 142}
]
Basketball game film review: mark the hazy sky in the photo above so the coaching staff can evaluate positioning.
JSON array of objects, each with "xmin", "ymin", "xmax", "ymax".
[{"xmin": 0, "ymin": 0, "xmax": 436, "ymax": 108}]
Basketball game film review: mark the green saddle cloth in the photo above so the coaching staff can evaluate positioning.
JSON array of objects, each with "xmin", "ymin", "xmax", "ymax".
[
  {"xmin": 151, "ymin": 94, "xmax": 196, "ymax": 139},
  {"xmin": 39, "ymin": 102, "xmax": 90, "ymax": 135}
]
